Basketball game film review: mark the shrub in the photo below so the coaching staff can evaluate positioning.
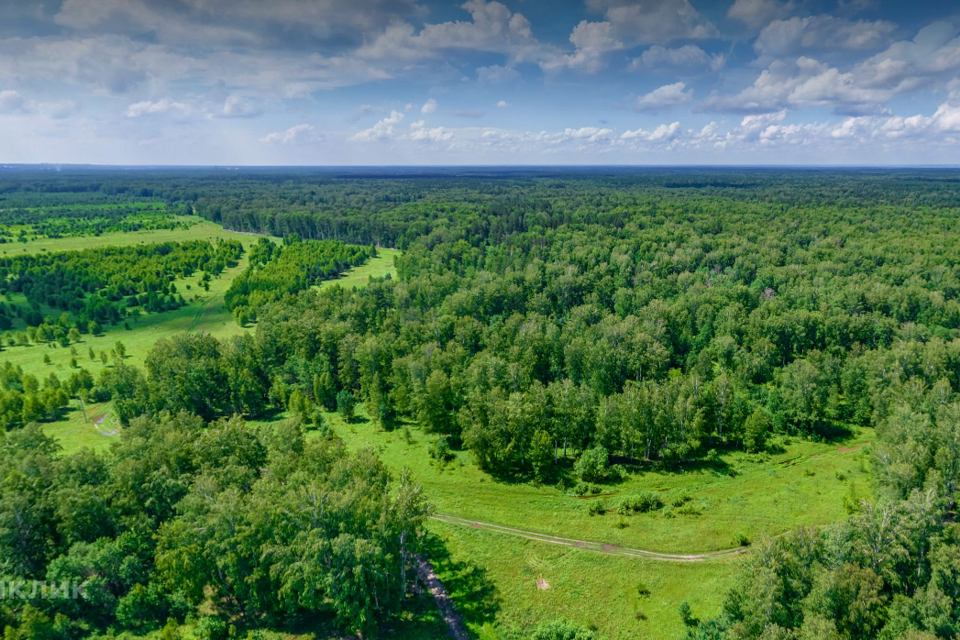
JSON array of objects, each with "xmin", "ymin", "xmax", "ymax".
[
  {"xmin": 671, "ymin": 493, "xmax": 692, "ymax": 507},
  {"xmin": 429, "ymin": 435, "xmax": 455, "ymax": 463},
  {"xmin": 588, "ymin": 500, "xmax": 606, "ymax": 516},
  {"xmin": 531, "ymin": 619, "xmax": 608, "ymax": 640},
  {"xmin": 617, "ymin": 492, "xmax": 664, "ymax": 514},
  {"xmin": 575, "ymin": 445, "xmax": 610, "ymax": 483}
]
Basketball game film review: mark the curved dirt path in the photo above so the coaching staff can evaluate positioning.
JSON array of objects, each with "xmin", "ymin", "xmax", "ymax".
[{"xmin": 431, "ymin": 514, "xmax": 749, "ymax": 563}]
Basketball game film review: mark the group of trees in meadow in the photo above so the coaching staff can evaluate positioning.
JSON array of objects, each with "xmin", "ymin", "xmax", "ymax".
[
  {"xmin": 0, "ymin": 240, "xmax": 242, "ymax": 339},
  {"xmin": 225, "ymin": 237, "xmax": 374, "ymax": 325}
]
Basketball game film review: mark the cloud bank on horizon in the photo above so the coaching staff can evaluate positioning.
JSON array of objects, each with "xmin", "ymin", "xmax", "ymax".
[{"xmin": 0, "ymin": 0, "xmax": 959, "ymax": 165}]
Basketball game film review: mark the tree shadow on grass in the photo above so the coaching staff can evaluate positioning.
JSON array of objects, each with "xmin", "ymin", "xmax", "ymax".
[{"xmin": 421, "ymin": 533, "xmax": 501, "ymax": 631}]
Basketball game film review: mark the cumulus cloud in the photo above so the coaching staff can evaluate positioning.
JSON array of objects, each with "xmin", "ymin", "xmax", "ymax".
[
  {"xmin": 217, "ymin": 95, "xmax": 263, "ymax": 119},
  {"xmin": 357, "ymin": 0, "xmax": 544, "ymax": 64},
  {"xmin": 727, "ymin": 0, "xmax": 795, "ymax": 30},
  {"xmin": 497, "ymin": 100, "xmax": 511, "ymax": 108},
  {"xmin": 540, "ymin": 20, "xmax": 623, "ymax": 73},
  {"xmin": 585, "ymin": 0, "xmax": 718, "ymax": 44},
  {"xmin": 261, "ymin": 124, "xmax": 324, "ymax": 145},
  {"xmin": 635, "ymin": 82, "xmax": 693, "ymax": 112},
  {"xmin": 408, "ymin": 120, "xmax": 453, "ymax": 142},
  {"xmin": 352, "ymin": 109, "xmax": 405, "ymax": 141},
  {"xmin": 421, "ymin": 98, "xmax": 437, "ymax": 114},
  {"xmin": 704, "ymin": 56, "xmax": 903, "ymax": 115},
  {"xmin": 477, "ymin": 65, "xmax": 521, "ymax": 84},
  {"xmin": 755, "ymin": 16, "xmax": 897, "ymax": 57},
  {"xmin": 54, "ymin": 0, "xmax": 421, "ymax": 50},
  {"xmin": 621, "ymin": 121, "xmax": 682, "ymax": 142},
  {"xmin": 125, "ymin": 98, "xmax": 195, "ymax": 119},
  {"xmin": 628, "ymin": 45, "xmax": 725, "ymax": 73}
]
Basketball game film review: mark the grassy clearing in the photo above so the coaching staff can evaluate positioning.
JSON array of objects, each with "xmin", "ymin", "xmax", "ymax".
[
  {"xmin": 304, "ymin": 408, "xmax": 872, "ymax": 639},
  {"xmin": 318, "ymin": 247, "xmax": 401, "ymax": 290},
  {"xmin": 0, "ymin": 216, "xmax": 239, "ymax": 256}
]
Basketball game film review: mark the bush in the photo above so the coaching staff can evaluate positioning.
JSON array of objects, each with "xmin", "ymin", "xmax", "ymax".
[
  {"xmin": 572, "ymin": 481, "xmax": 602, "ymax": 496},
  {"xmin": 429, "ymin": 435, "xmax": 455, "ymax": 463},
  {"xmin": 195, "ymin": 616, "xmax": 228, "ymax": 640},
  {"xmin": 575, "ymin": 445, "xmax": 610, "ymax": 483},
  {"xmin": 616, "ymin": 492, "xmax": 664, "ymax": 514},
  {"xmin": 587, "ymin": 500, "xmax": 606, "ymax": 516},
  {"xmin": 671, "ymin": 493, "xmax": 692, "ymax": 507},
  {"xmin": 531, "ymin": 619, "xmax": 607, "ymax": 640}
]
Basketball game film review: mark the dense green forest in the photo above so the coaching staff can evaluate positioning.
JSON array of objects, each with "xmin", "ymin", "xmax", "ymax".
[
  {"xmin": 0, "ymin": 168, "xmax": 958, "ymax": 639},
  {"xmin": 0, "ymin": 240, "xmax": 243, "ymax": 336}
]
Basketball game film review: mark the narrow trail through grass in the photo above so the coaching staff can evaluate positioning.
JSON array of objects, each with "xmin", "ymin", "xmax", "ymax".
[{"xmin": 431, "ymin": 514, "xmax": 749, "ymax": 562}]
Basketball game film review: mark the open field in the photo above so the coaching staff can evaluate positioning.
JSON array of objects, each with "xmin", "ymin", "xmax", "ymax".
[
  {"xmin": 318, "ymin": 246, "xmax": 400, "ymax": 289},
  {"xmin": 263, "ymin": 406, "xmax": 874, "ymax": 640},
  {"xmin": 0, "ymin": 216, "xmax": 240, "ymax": 255}
]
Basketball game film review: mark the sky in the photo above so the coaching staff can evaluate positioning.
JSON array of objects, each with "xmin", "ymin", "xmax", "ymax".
[{"xmin": 1, "ymin": 0, "xmax": 959, "ymax": 165}]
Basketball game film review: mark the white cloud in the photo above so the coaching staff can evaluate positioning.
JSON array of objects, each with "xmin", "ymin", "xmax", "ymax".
[
  {"xmin": 352, "ymin": 109, "xmax": 405, "ymax": 141},
  {"xmin": 710, "ymin": 22, "xmax": 960, "ymax": 116},
  {"xmin": 755, "ymin": 16, "xmax": 897, "ymax": 57},
  {"xmin": 421, "ymin": 98, "xmax": 438, "ymax": 114},
  {"xmin": 125, "ymin": 98, "xmax": 195, "ymax": 119},
  {"xmin": 497, "ymin": 100, "xmax": 511, "ymax": 108},
  {"xmin": 727, "ymin": 0, "xmax": 795, "ymax": 30},
  {"xmin": 408, "ymin": 120, "xmax": 453, "ymax": 142},
  {"xmin": 54, "ymin": 0, "xmax": 422, "ymax": 50},
  {"xmin": 635, "ymin": 82, "xmax": 693, "ymax": 112},
  {"xmin": 217, "ymin": 95, "xmax": 263, "ymax": 119},
  {"xmin": 628, "ymin": 45, "xmax": 725, "ymax": 73},
  {"xmin": 357, "ymin": 0, "xmax": 544, "ymax": 64},
  {"xmin": 585, "ymin": 0, "xmax": 718, "ymax": 44},
  {"xmin": 477, "ymin": 64, "xmax": 521, "ymax": 84},
  {"xmin": 541, "ymin": 20, "xmax": 624, "ymax": 73},
  {"xmin": 704, "ymin": 57, "xmax": 901, "ymax": 114},
  {"xmin": 261, "ymin": 124, "xmax": 324, "ymax": 145},
  {"xmin": 621, "ymin": 122, "xmax": 682, "ymax": 141}
]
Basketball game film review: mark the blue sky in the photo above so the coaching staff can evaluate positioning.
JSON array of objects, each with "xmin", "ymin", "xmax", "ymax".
[{"xmin": 0, "ymin": 0, "xmax": 959, "ymax": 165}]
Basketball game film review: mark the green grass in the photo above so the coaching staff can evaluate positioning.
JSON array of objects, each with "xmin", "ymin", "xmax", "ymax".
[
  {"xmin": 307, "ymin": 409, "xmax": 873, "ymax": 639},
  {"xmin": 318, "ymin": 247, "xmax": 401, "ymax": 290},
  {"xmin": 0, "ymin": 216, "xmax": 239, "ymax": 256}
]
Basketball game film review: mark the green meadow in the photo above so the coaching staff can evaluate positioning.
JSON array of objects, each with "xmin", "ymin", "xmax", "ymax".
[{"xmin": 245, "ymin": 402, "xmax": 873, "ymax": 640}]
